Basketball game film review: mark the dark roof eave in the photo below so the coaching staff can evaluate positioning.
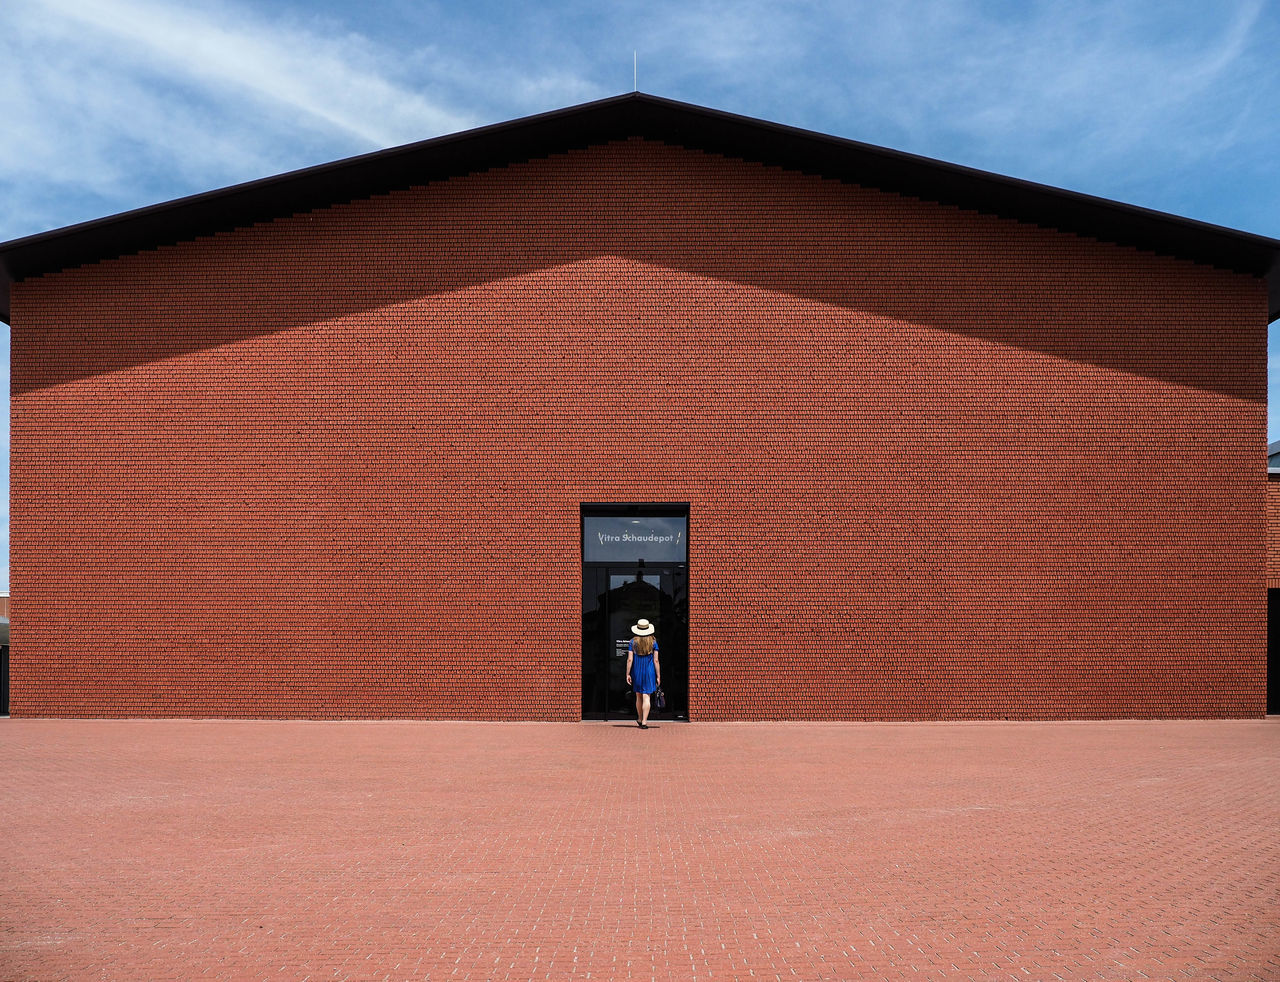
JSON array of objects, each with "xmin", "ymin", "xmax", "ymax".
[{"xmin": 2, "ymin": 92, "xmax": 1279, "ymax": 323}]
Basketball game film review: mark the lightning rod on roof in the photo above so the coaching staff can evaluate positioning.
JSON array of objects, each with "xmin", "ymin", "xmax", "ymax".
[{"xmin": 634, "ymin": 51, "xmax": 637, "ymax": 92}]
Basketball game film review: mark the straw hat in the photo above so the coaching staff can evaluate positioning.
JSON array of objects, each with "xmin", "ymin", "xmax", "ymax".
[{"xmin": 631, "ymin": 618, "xmax": 656, "ymax": 636}]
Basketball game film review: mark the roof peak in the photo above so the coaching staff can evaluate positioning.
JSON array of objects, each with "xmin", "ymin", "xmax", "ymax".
[{"xmin": 3, "ymin": 93, "xmax": 1278, "ymax": 323}]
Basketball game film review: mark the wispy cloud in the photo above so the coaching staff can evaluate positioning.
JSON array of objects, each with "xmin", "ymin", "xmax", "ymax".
[
  {"xmin": 0, "ymin": 0, "xmax": 492, "ymax": 236},
  {"xmin": 934, "ymin": 1, "xmax": 1267, "ymax": 172},
  {"xmin": 617, "ymin": 0, "xmax": 1277, "ymax": 219},
  {"xmin": 0, "ymin": 0, "xmax": 620, "ymax": 239},
  {"xmin": 36, "ymin": 0, "xmax": 472, "ymax": 147}
]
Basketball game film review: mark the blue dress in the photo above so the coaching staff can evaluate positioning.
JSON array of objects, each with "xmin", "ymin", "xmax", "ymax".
[{"xmin": 629, "ymin": 639, "xmax": 659, "ymax": 695}]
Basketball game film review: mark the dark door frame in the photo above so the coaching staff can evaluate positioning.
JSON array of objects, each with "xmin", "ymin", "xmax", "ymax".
[
  {"xmin": 581, "ymin": 503, "xmax": 690, "ymax": 721},
  {"xmin": 1269, "ymin": 589, "xmax": 1278, "ymax": 715}
]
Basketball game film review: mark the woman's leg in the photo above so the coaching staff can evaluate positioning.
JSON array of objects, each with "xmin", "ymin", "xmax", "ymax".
[
  {"xmin": 639, "ymin": 693, "xmax": 651, "ymax": 726},
  {"xmin": 635, "ymin": 692, "xmax": 643, "ymax": 724}
]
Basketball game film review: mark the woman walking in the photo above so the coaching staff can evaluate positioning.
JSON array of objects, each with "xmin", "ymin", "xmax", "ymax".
[{"xmin": 625, "ymin": 618, "xmax": 661, "ymax": 729}]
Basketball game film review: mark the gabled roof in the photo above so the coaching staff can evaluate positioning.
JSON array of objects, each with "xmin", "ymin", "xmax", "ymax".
[{"xmin": 2, "ymin": 91, "xmax": 1279, "ymax": 323}]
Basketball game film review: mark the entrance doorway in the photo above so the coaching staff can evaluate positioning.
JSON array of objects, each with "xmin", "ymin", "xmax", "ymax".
[
  {"xmin": 1270, "ymin": 589, "xmax": 1278, "ymax": 715},
  {"xmin": 581, "ymin": 505, "xmax": 689, "ymax": 720}
]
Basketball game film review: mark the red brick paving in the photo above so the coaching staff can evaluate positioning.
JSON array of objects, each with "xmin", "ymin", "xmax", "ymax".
[{"xmin": 1, "ymin": 719, "xmax": 1277, "ymax": 981}]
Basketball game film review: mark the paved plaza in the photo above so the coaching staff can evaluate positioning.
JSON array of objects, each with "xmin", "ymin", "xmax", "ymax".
[{"xmin": 1, "ymin": 717, "xmax": 1277, "ymax": 981}]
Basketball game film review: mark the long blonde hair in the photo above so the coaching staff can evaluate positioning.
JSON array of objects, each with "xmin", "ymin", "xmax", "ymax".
[{"xmin": 632, "ymin": 634, "xmax": 655, "ymax": 656}]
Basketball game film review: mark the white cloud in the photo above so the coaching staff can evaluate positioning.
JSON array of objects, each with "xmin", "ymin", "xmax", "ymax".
[
  {"xmin": 0, "ymin": 0, "xmax": 493, "ymax": 235},
  {"xmin": 0, "ymin": 0, "xmax": 620, "ymax": 239},
  {"xmin": 34, "ymin": 0, "xmax": 472, "ymax": 147},
  {"xmin": 945, "ymin": 1, "xmax": 1265, "ymax": 166}
]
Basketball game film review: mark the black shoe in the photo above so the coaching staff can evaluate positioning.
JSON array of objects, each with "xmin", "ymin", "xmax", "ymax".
[{"xmin": 640, "ymin": 723, "xmax": 649, "ymax": 729}]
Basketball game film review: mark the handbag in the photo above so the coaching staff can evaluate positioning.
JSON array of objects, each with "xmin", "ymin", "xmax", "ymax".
[{"xmin": 655, "ymin": 687, "xmax": 666, "ymax": 710}]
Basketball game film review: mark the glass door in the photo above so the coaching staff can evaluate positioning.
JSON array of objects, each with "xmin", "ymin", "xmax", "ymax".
[
  {"xmin": 605, "ymin": 568, "xmax": 665, "ymax": 719},
  {"xmin": 581, "ymin": 505, "xmax": 689, "ymax": 720},
  {"xmin": 582, "ymin": 564, "xmax": 688, "ymax": 720}
]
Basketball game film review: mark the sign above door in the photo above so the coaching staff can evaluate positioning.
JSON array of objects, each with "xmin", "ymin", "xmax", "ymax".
[{"xmin": 582, "ymin": 516, "xmax": 688, "ymax": 563}]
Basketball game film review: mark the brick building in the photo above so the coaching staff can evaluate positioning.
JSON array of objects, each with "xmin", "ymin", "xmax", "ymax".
[{"xmin": 2, "ymin": 94, "xmax": 1277, "ymax": 720}]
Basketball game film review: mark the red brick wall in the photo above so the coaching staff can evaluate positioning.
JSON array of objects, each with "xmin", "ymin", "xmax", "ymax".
[{"xmin": 10, "ymin": 139, "xmax": 1268, "ymax": 718}]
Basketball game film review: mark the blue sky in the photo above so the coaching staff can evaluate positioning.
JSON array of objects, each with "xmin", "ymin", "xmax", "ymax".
[{"xmin": 2, "ymin": 0, "xmax": 1280, "ymax": 594}]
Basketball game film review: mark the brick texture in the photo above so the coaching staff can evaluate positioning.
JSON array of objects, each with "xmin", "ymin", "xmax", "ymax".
[
  {"xmin": 9, "ymin": 138, "xmax": 1268, "ymax": 719},
  {"xmin": 3, "ymin": 719, "xmax": 1278, "ymax": 981}
]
